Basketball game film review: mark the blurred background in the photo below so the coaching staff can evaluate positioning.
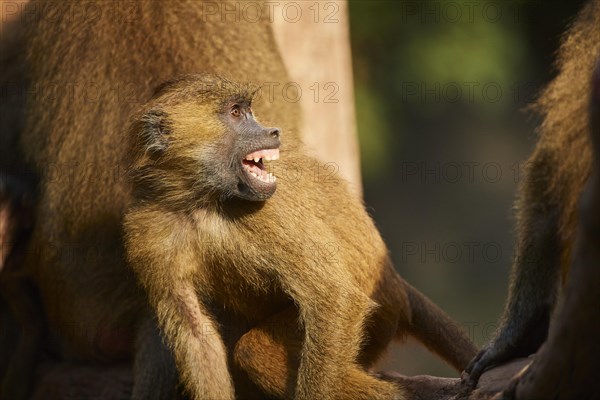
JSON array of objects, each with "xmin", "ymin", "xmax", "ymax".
[{"xmin": 348, "ymin": 0, "xmax": 587, "ymax": 376}]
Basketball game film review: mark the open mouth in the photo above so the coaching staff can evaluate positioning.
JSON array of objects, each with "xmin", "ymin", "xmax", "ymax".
[{"xmin": 241, "ymin": 148, "xmax": 279, "ymax": 184}]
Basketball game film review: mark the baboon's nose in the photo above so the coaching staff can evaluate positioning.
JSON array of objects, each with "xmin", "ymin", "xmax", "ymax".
[{"xmin": 268, "ymin": 128, "xmax": 280, "ymax": 139}]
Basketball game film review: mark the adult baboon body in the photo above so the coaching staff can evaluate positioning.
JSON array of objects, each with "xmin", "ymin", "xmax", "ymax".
[
  {"xmin": 9, "ymin": 1, "xmax": 297, "ymax": 398},
  {"xmin": 466, "ymin": 0, "xmax": 600, "ymax": 385}
]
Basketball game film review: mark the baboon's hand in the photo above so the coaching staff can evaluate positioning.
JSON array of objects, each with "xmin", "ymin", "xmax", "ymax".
[
  {"xmin": 463, "ymin": 338, "xmax": 517, "ymax": 386},
  {"xmin": 464, "ymin": 309, "xmax": 549, "ymax": 385}
]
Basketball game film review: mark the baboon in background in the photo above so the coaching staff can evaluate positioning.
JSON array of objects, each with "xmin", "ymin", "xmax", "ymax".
[
  {"xmin": 500, "ymin": 58, "xmax": 600, "ymax": 400},
  {"xmin": 123, "ymin": 73, "xmax": 477, "ymax": 400},
  {"xmin": 466, "ymin": 0, "xmax": 600, "ymax": 385},
  {"xmin": 3, "ymin": 1, "xmax": 298, "ymax": 398}
]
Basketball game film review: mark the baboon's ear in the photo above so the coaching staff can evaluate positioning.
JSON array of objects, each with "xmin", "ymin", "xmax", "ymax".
[{"xmin": 140, "ymin": 108, "xmax": 171, "ymax": 156}]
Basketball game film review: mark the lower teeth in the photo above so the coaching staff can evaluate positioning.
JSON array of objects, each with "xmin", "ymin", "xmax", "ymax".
[{"xmin": 244, "ymin": 163, "xmax": 276, "ymax": 183}]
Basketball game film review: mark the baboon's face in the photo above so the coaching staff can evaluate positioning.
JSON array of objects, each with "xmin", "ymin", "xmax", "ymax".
[
  {"xmin": 135, "ymin": 96, "xmax": 281, "ymax": 204},
  {"xmin": 221, "ymin": 100, "xmax": 281, "ymax": 201}
]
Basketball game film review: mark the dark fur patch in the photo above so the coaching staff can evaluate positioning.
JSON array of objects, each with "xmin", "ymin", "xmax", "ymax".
[{"xmin": 140, "ymin": 109, "xmax": 171, "ymax": 156}]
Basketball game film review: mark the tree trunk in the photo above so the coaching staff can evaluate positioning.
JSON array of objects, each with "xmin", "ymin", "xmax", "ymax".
[{"xmin": 272, "ymin": 0, "xmax": 361, "ymax": 194}]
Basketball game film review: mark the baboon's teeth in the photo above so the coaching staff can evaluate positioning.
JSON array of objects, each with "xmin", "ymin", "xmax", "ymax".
[
  {"xmin": 244, "ymin": 148, "xmax": 280, "ymax": 162},
  {"xmin": 242, "ymin": 161, "xmax": 277, "ymax": 185},
  {"xmin": 242, "ymin": 148, "xmax": 279, "ymax": 185}
]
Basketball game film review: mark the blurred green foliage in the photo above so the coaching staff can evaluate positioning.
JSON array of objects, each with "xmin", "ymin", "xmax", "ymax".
[
  {"xmin": 353, "ymin": 84, "xmax": 395, "ymax": 178},
  {"xmin": 350, "ymin": 0, "xmax": 530, "ymax": 179}
]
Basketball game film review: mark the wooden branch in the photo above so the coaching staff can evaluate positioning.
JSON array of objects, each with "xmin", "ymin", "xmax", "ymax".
[{"xmin": 379, "ymin": 358, "xmax": 531, "ymax": 400}]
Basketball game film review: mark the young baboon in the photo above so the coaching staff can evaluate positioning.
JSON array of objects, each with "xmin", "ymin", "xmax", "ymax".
[
  {"xmin": 466, "ymin": 0, "xmax": 600, "ymax": 384},
  {"xmin": 124, "ymin": 74, "xmax": 478, "ymax": 400}
]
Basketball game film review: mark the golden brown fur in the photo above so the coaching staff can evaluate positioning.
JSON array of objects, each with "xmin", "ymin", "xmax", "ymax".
[
  {"xmin": 535, "ymin": 0, "xmax": 600, "ymax": 246},
  {"xmin": 124, "ymin": 74, "xmax": 477, "ymax": 400},
  {"xmin": 466, "ymin": 0, "xmax": 600, "ymax": 383}
]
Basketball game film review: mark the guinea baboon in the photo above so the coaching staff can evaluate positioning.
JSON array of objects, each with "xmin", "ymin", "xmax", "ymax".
[
  {"xmin": 123, "ymin": 73, "xmax": 477, "ymax": 400},
  {"xmin": 466, "ymin": 0, "xmax": 600, "ymax": 385}
]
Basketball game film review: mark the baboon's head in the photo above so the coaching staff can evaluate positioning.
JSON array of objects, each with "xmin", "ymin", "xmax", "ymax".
[{"xmin": 129, "ymin": 74, "xmax": 281, "ymax": 206}]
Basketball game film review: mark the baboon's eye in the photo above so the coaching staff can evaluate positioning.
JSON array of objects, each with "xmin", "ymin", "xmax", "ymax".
[{"xmin": 231, "ymin": 105, "xmax": 241, "ymax": 117}]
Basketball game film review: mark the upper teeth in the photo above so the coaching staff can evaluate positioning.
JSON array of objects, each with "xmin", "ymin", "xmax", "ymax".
[{"xmin": 245, "ymin": 148, "xmax": 280, "ymax": 162}]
